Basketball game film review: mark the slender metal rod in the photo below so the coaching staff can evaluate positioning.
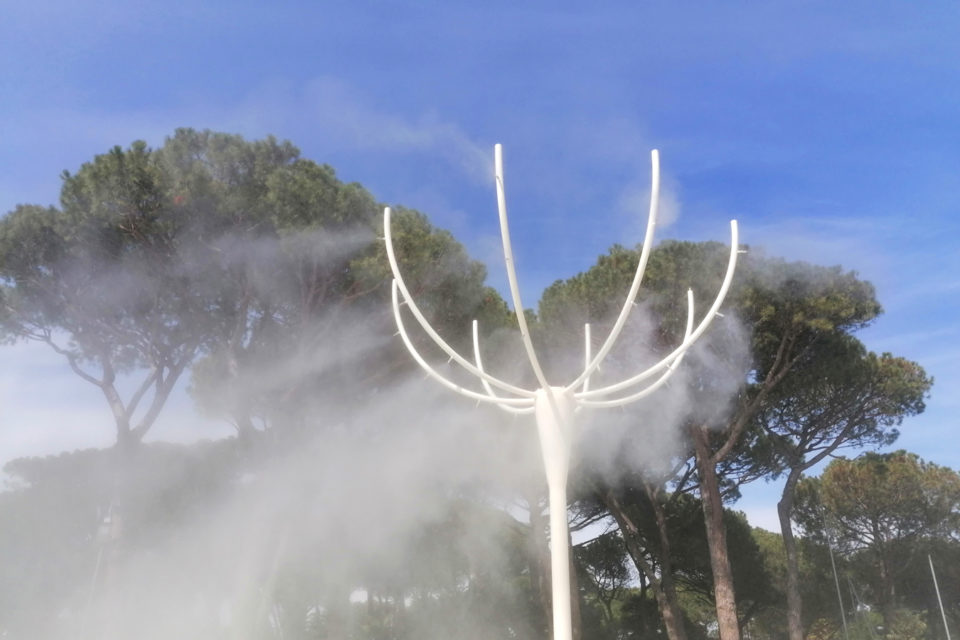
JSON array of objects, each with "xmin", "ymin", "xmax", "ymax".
[
  {"xmin": 566, "ymin": 149, "xmax": 661, "ymax": 392},
  {"xmin": 473, "ymin": 319, "xmax": 535, "ymax": 415},
  {"xmin": 582, "ymin": 323, "xmax": 591, "ymax": 393},
  {"xmin": 579, "ymin": 289, "xmax": 695, "ymax": 408},
  {"xmin": 930, "ymin": 554, "xmax": 952, "ymax": 640},
  {"xmin": 391, "ymin": 282, "xmax": 533, "ymax": 407},
  {"xmin": 828, "ymin": 538, "xmax": 849, "ymax": 640},
  {"xmin": 576, "ymin": 220, "xmax": 739, "ymax": 399},
  {"xmin": 495, "ymin": 144, "xmax": 552, "ymax": 392},
  {"xmin": 384, "ymin": 207, "xmax": 536, "ymax": 398}
]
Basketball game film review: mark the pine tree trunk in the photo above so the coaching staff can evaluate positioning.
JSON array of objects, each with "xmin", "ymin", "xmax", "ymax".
[
  {"xmin": 528, "ymin": 492, "xmax": 553, "ymax": 640},
  {"xmin": 654, "ymin": 574, "xmax": 690, "ymax": 640},
  {"xmin": 874, "ymin": 528, "xmax": 896, "ymax": 633},
  {"xmin": 777, "ymin": 469, "xmax": 805, "ymax": 640},
  {"xmin": 692, "ymin": 426, "xmax": 741, "ymax": 640},
  {"xmin": 649, "ymin": 487, "xmax": 689, "ymax": 640},
  {"xmin": 602, "ymin": 489, "xmax": 689, "ymax": 640},
  {"xmin": 569, "ymin": 529, "xmax": 582, "ymax": 640}
]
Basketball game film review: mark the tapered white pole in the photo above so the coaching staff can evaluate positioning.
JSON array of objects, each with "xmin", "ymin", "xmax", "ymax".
[{"xmin": 535, "ymin": 388, "xmax": 575, "ymax": 640}]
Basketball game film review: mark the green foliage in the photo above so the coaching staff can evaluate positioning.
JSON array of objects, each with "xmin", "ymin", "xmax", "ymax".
[
  {"xmin": 0, "ymin": 133, "xmax": 308, "ymax": 444},
  {"xmin": 757, "ymin": 334, "xmax": 930, "ymax": 472},
  {"xmin": 538, "ymin": 241, "xmax": 734, "ymax": 366},
  {"xmin": 797, "ymin": 452, "xmax": 960, "ymax": 634},
  {"xmin": 1, "ymin": 128, "xmax": 511, "ymax": 444},
  {"xmin": 352, "ymin": 205, "xmax": 507, "ymax": 339},
  {"xmin": 748, "ymin": 526, "xmax": 869, "ymax": 638},
  {"xmin": 676, "ymin": 508, "xmax": 779, "ymax": 624},
  {"xmin": 812, "ymin": 452, "xmax": 960, "ymax": 554},
  {"xmin": 580, "ymin": 478, "xmax": 778, "ymax": 635},
  {"xmin": 576, "ymin": 531, "xmax": 633, "ymax": 636},
  {"xmin": 807, "ymin": 608, "xmax": 928, "ymax": 640}
]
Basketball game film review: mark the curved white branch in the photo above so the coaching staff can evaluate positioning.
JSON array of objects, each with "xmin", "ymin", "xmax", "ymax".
[
  {"xmin": 384, "ymin": 207, "xmax": 536, "ymax": 398},
  {"xmin": 391, "ymin": 282, "xmax": 535, "ymax": 407},
  {"xmin": 573, "ymin": 323, "xmax": 593, "ymax": 415},
  {"xmin": 582, "ymin": 323, "xmax": 592, "ymax": 394},
  {"xmin": 579, "ymin": 289, "xmax": 694, "ymax": 408},
  {"xmin": 577, "ymin": 220, "xmax": 739, "ymax": 400},
  {"xmin": 565, "ymin": 149, "xmax": 661, "ymax": 393},
  {"xmin": 495, "ymin": 144, "xmax": 552, "ymax": 391},
  {"xmin": 472, "ymin": 320, "xmax": 535, "ymax": 415}
]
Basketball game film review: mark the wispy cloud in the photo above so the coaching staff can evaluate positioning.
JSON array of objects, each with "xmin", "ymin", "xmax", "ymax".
[
  {"xmin": 615, "ymin": 178, "xmax": 681, "ymax": 243},
  {"xmin": 0, "ymin": 75, "xmax": 493, "ymax": 215},
  {"xmin": 296, "ymin": 77, "xmax": 491, "ymax": 183},
  {"xmin": 221, "ymin": 77, "xmax": 493, "ymax": 185}
]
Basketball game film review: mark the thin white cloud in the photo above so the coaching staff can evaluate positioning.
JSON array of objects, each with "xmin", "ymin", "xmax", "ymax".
[
  {"xmin": 224, "ymin": 76, "xmax": 493, "ymax": 184},
  {"xmin": 302, "ymin": 77, "xmax": 492, "ymax": 183},
  {"xmin": 0, "ymin": 75, "xmax": 493, "ymax": 216},
  {"xmin": 616, "ymin": 179, "xmax": 681, "ymax": 242}
]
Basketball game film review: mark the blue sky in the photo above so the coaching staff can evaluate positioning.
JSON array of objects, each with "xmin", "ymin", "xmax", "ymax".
[{"xmin": 1, "ymin": 1, "xmax": 958, "ymax": 529}]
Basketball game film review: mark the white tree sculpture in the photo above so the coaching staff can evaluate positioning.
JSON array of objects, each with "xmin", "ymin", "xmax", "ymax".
[{"xmin": 384, "ymin": 145, "xmax": 739, "ymax": 640}]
